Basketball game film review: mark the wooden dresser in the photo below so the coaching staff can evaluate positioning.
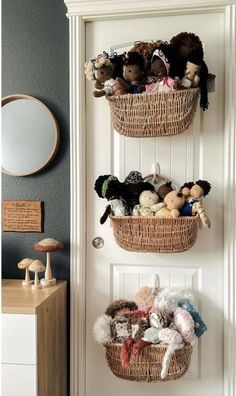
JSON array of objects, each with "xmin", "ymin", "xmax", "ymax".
[{"xmin": 1, "ymin": 279, "xmax": 67, "ymax": 396}]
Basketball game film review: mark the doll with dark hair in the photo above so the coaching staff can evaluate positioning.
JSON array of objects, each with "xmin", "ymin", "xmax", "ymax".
[
  {"xmin": 115, "ymin": 51, "xmax": 146, "ymax": 94},
  {"xmin": 94, "ymin": 173, "xmax": 155, "ymax": 223},
  {"xmin": 179, "ymin": 179, "xmax": 211, "ymax": 228},
  {"xmin": 168, "ymin": 32, "xmax": 210, "ymax": 110}
]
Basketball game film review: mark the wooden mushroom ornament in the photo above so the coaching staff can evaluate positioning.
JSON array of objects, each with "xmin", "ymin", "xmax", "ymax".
[
  {"xmin": 28, "ymin": 260, "xmax": 45, "ymax": 290},
  {"xmin": 34, "ymin": 238, "xmax": 64, "ymax": 287},
  {"xmin": 17, "ymin": 258, "xmax": 34, "ymax": 286}
]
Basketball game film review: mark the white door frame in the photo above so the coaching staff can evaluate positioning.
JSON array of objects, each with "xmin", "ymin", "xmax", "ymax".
[{"xmin": 64, "ymin": 1, "xmax": 236, "ymax": 395}]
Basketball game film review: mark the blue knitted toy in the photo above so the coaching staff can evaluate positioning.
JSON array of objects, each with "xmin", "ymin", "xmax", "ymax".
[{"xmin": 178, "ymin": 298, "xmax": 207, "ymax": 337}]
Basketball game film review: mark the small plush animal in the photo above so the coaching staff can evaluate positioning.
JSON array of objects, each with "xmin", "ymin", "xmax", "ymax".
[
  {"xmin": 181, "ymin": 61, "xmax": 201, "ymax": 88},
  {"xmin": 179, "ymin": 298, "xmax": 207, "ymax": 337},
  {"xmin": 158, "ymin": 328, "xmax": 184, "ymax": 379},
  {"xmin": 157, "ymin": 181, "xmax": 174, "ymax": 201},
  {"xmin": 154, "ymin": 190, "xmax": 185, "ymax": 218},
  {"xmin": 105, "ymin": 299, "xmax": 138, "ymax": 318},
  {"xmin": 111, "ymin": 317, "xmax": 131, "ymax": 342}
]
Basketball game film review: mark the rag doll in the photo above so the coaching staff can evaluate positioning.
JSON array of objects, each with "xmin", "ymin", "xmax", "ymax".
[
  {"xmin": 145, "ymin": 48, "xmax": 179, "ymax": 93},
  {"xmin": 94, "ymin": 175, "xmax": 129, "ymax": 224},
  {"xmin": 84, "ymin": 52, "xmax": 117, "ymax": 97},
  {"xmin": 168, "ymin": 32, "xmax": 210, "ymax": 110},
  {"xmin": 179, "ymin": 180, "xmax": 211, "ymax": 228},
  {"xmin": 154, "ymin": 190, "xmax": 185, "ymax": 218},
  {"xmin": 132, "ymin": 190, "xmax": 164, "ymax": 217},
  {"xmin": 116, "ymin": 51, "xmax": 146, "ymax": 94},
  {"xmin": 124, "ymin": 171, "xmax": 155, "ymax": 210}
]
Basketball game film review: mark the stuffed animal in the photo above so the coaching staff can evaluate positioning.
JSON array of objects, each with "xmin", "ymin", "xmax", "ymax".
[
  {"xmin": 133, "ymin": 286, "xmax": 158, "ymax": 309},
  {"xmin": 181, "ymin": 61, "xmax": 201, "ymax": 88},
  {"xmin": 93, "ymin": 314, "xmax": 113, "ymax": 344},
  {"xmin": 142, "ymin": 327, "xmax": 160, "ymax": 344},
  {"xmin": 173, "ymin": 307, "xmax": 196, "ymax": 344},
  {"xmin": 154, "ymin": 287, "xmax": 194, "ymax": 314},
  {"xmin": 116, "ymin": 51, "xmax": 146, "ymax": 94},
  {"xmin": 145, "ymin": 48, "xmax": 179, "ymax": 93},
  {"xmin": 105, "ymin": 299, "xmax": 138, "ymax": 318},
  {"xmin": 168, "ymin": 32, "xmax": 210, "ymax": 110},
  {"xmin": 158, "ymin": 328, "xmax": 184, "ymax": 379},
  {"xmin": 179, "ymin": 298, "xmax": 207, "ymax": 337},
  {"xmin": 154, "ymin": 190, "xmax": 185, "ymax": 219},
  {"xmin": 132, "ymin": 190, "xmax": 163, "ymax": 217},
  {"xmin": 149, "ymin": 308, "xmax": 169, "ymax": 329}
]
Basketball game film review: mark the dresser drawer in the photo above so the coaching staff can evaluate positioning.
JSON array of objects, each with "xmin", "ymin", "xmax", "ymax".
[
  {"xmin": 2, "ymin": 363, "xmax": 37, "ymax": 396},
  {"xmin": 2, "ymin": 313, "xmax": 37, "ymax": 364}
]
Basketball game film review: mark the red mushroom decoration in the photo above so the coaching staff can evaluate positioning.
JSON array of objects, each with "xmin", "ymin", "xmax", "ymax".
[{"xmin": 34, "ymin": 238, "xmax": 64, "ymax": 287}]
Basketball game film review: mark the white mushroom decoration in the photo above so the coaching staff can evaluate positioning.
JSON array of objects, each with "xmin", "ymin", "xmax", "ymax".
[
  {"xmin": 17, "ymin": 258, "xmax": 34, "ymax": 286},
  {"xmin": 28, "ymin": 260, "xmax": 45, "ymax": 290},
  {"xmin": 34, "ymin": 238, "xmax": 64, "ymax": 287}
]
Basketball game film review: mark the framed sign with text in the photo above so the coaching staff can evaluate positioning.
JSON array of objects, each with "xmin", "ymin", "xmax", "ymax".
[{"xmin": 2, "ymin": 200, "xmax": 43, "ymax": 232}]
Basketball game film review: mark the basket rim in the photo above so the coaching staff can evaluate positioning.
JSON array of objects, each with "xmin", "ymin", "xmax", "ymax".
[
  {"xmin": 106, "ymin": 87, "xmax": 200, "ymax": 102},
  {"xmin": 110, "ymin": 215, "xmax": 198, "ymax": 221},
  {"xmin": 104, "ymin": 341, "xmax": 192, "ymax": 351}
]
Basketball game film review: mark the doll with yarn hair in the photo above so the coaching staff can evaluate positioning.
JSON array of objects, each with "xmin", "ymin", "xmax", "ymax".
[
  {"xmin": 180, "ymin": 180, "xmax": 211, "ymax": 228},
  {"xmin": 115, "ymin": 52, "xmax": 146, "ymax": 94}
]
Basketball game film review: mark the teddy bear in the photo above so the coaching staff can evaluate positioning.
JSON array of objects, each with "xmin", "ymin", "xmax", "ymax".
[
  {"xmin": 132, "ymin": 190, "xmax": 165, "ymax": 217},
  {"xmin": 156, "ymin": 181, "xmax": 174, "ymax": 201},
  {"xmin": 181, "ymin": 61, "xmax": 201, "ymax": 88},
  {"xmin": 154, "ymin": 190, "xmax": 185, "ymax": 219}
]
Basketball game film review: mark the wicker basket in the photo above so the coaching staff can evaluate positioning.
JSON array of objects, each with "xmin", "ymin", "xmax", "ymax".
[
  {"xmin": 105, "ymin": 343, "xmax": 192, "ymax": 382},
  {"xmin": 110, "ymin": 215, "xmax": 199, "ymax": 253},
  {"xmin": 107, "ymin": 88, "xmax": 199, "ymax": 137}
]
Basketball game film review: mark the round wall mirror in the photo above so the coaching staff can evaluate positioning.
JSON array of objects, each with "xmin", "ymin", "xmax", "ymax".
[{"xmin": 2, "ymin": 94, "xmax": 60, "ymax": 176}]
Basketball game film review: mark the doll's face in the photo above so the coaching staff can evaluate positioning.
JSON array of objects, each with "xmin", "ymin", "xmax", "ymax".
[
  {"xmin": 181, "ymin": 186, "xmax": 191, "ymax": 199},
  {"xmin": 139, "ymin": 190, "xmax": 159, "ymax": 207},
  {"xmin": 190, "ymin": 184, "xmax": 204, "ymax": 199},
  {"xmin": 179, "ymin": 44, "xmax": 192, "ymax": 58},
  {"xmin": 95, "ymin": 65, "xmax": 113, "ymax": 83},
  {"xmin": 164, "ymin": 190, "xmax": 185, "ymax": 210},
  {"xmin": 124, "ymin": 64, "xmax": 144, "ymax": 83},
  {"xmin": 151, "ymin": 57, "xmax": 167, "ymax": 79}
]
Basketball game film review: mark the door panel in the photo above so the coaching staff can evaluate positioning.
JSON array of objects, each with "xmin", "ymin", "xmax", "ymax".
[{"xmin": 86, "ymin": 11, "xmax": 224, "ymax": 396}]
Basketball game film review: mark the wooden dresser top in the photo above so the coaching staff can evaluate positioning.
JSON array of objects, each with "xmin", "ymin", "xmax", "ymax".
[{"xmin": 2, "ymin": 279, "xmax": 67, "ymax": 314}]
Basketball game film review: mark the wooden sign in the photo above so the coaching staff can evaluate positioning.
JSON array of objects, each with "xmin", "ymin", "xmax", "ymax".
[{"xmin": 2, "ymin": 200, "xmax": 43, "ymax": 232}]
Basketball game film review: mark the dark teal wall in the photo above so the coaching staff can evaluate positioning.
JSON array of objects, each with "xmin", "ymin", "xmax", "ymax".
[{"xmin": 2, "ymin": 0, "xmax": 70, "ymax": 281}]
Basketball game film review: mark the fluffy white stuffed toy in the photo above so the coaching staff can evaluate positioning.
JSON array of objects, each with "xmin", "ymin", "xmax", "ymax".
[
  {"xmin": 158, "ymin": 328, "xmax": 184, "ymax": 379},
  {"xmin": 154, "ymin": 287, "xmax": 194, "ymax": 314},
  {"xmin": 93, "ymin": 314, "xmax": 112, "ymax": 344}
]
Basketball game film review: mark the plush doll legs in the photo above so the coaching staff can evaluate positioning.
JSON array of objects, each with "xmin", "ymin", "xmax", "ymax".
[{"xmin": 193, "ymin": 202, "xmax": 211, "ymax": 228}]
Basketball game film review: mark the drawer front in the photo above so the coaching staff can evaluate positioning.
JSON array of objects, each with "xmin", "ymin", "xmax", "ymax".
[
  {"xmin": 2, "ymin": 363, "xmax": 37, "ymax": 396},
  {"xmin": 2, "ymin": 313, "xmax": 37, "ymax": 364}
]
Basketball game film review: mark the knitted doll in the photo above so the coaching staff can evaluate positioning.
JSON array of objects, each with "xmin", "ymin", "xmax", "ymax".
[{"xmin": 132, "ymin": 190, "xmax": 164, "ymax": 217}]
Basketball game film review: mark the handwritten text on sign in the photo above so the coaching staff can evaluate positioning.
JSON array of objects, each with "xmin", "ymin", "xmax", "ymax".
[{"xmin": 2, "ymin": 201, "xmax": 43, "ymax": 232}]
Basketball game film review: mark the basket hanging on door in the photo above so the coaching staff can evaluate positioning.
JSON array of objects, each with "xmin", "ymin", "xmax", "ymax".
[
  {"xmin": 105, "ymin": 342, "xmax": 192, "ymax": 382},
  {"xmin": 106, "ymin": 88, "xmax": 199, "ymax": 137},
  {"xmin": 110, "ymin": 215, "xmax": 199, "ymax": 253}
]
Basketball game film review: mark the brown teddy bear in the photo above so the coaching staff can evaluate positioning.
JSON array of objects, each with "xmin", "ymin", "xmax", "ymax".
[
  {"xmin": 154, "ymin": 190, "xmax": 185, "ymax": 218},
  {"xmin": 181, "ymin": 61, "xmax": 201, "ymax": 88}
]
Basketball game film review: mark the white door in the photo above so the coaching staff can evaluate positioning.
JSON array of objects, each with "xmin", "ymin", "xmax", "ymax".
[{"xmin": 86, "ymin": 11, "xmax": 224, "ymax": 396}]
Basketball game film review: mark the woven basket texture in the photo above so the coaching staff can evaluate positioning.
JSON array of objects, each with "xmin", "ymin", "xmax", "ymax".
[
  {"xmin": 110, "ymin": 216, "xmax": 199, "ymax": 253},
  {"xmin": 107, "ymin": 88, "xmax": 199, "ymax": 137},
  {"xmin": 105, "ymin": 343, "xmax": 192, "ymax": 382}
]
